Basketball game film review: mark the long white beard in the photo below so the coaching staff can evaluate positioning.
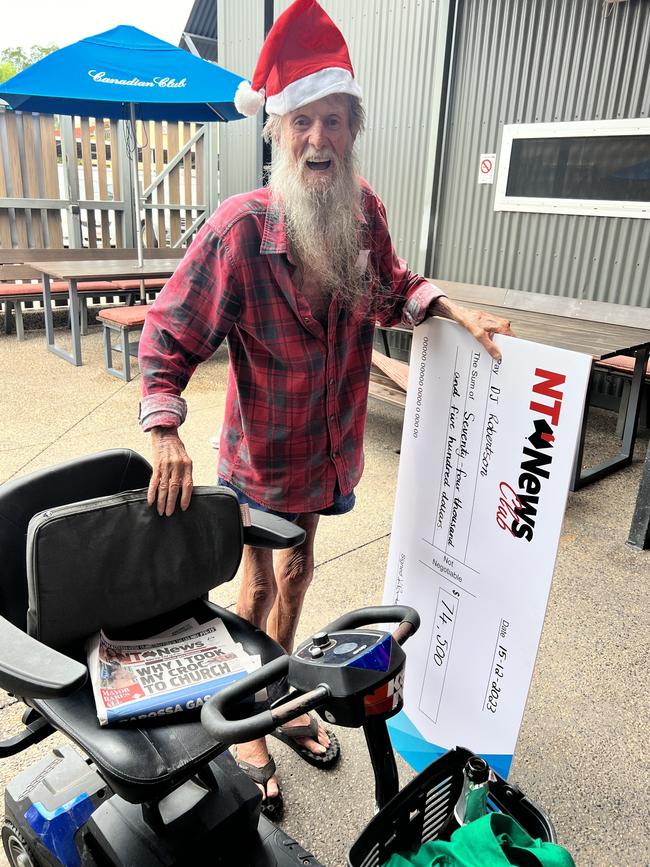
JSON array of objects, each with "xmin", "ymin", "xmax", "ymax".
[{"xmin": 268, "ymin": 143, "xmax": 369, "ymax": 310}]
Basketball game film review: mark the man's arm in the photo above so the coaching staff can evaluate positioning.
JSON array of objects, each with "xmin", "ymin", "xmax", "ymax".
[
  {"xmin": 138, "ymin": 223, "xmax": 242, "ymax": 515},
  {"xmin": 427, "ymin": 296, "xmax": 513, "ymax": 361},
  {"xmin": 368, "ymin": 190, "xmax": 512, "ymax": 356}
]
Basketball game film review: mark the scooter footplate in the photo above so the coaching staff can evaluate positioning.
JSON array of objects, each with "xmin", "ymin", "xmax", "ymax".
[{"xmin": 257, "ymin": 815, "xmax": 325, "ymax": 866}]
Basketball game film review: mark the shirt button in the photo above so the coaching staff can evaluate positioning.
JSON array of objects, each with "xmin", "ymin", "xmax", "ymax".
[
  {"xmin": 329, "ymin": 415, "xmax": 335, "ymax": 421},
  {"xmin": 328, "ymin": 378, "xmax": 335, "ymax": 385},
  {"xmin": 304, "ymin": 316, "xmax": 310, "ymax": 323},
  {"xmin": 332, "ymin": 451, "xmax": 338, "ymax": 459}
]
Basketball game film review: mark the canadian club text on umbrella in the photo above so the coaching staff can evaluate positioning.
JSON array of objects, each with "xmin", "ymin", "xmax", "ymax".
[{"xmin": 0, "ymin": 26, "xmax": 247, "ymax": 263}]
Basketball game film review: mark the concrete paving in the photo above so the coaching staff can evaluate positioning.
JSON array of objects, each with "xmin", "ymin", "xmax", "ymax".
[{"xmin": 0, "ymin": 317, "xmax": 648, "ymax": 866}]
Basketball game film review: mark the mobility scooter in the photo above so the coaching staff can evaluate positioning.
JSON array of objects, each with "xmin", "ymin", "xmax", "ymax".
[{"xmin": 0, "ymin": 449, "xmax": 555, "ymax": 867}]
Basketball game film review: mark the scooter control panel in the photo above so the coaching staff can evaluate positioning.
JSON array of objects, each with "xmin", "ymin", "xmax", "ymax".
[{"xmin": 296, "ymin": 630, "xmax": 391, "ymax": 671}]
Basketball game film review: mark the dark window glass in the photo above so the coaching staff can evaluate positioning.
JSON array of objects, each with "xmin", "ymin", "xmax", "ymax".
[{"xmin": 506, "ymin": 135, "xmax": 650, "ymax": 202}]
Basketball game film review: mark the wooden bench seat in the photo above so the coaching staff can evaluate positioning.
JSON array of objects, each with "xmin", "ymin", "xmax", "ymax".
[
  {"xmin": 0, "ymin": 280, "xmax": 115, "ymax": 296},
  {"xmin": 369, "ymin": 368, "xmax": 407, "ymax": 409},
  {"xmin": 97, "ymin": 305, "xmax": 150, "ymax": 382},
  {"xmin": 369, "ymin": 350, "xmax": 408, "ymax": 408},
  {"xmin": 0, "ymin": 279, "xmax": 135, "ymax": 340},
  {"xmin": 597, "ymin": 354, "xmax": 650, "ymax": 376},
  {"xmin": 112, "ymin": 278, "xmax": 168, "ymax": 292}
]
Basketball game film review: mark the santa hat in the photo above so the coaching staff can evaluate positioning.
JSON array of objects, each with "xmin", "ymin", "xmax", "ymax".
[{"xmin": 234, "ymin": 0, "xmax": 363, "ymax": 118}]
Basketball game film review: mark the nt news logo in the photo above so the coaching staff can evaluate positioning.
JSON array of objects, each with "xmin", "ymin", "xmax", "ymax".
[{"xmin": 496, "ymin": 368, "xmax": 567, "ymax": 542}]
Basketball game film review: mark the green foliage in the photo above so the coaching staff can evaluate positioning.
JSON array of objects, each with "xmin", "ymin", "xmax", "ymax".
[
  {"xmin": 0, "ymin": 44, "xmax": 58, "ymax": 83},
  {"xmin": 0, "ymin": 62, "xmax": 16, "ymax": 84}
]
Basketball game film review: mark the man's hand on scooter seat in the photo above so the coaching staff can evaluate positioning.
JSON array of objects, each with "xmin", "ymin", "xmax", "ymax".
[{"xmin": 149, "ymin": 427, "xmax": 194, "ymax": 516}]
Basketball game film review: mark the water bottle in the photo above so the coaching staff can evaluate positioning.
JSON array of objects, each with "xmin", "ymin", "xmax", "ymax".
[{"xmin": 438, "ymin": 755, "xmax": 490, "ymax": 841}]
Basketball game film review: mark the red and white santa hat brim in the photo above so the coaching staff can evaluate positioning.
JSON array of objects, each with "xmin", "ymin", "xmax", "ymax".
[{"xmin": 234, "ymin": 0, "xmax": 362, "ymax": 118}]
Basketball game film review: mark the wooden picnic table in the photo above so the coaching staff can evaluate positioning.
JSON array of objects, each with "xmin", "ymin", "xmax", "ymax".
[
  {"xmin": 29, "ymin": 257, "xmax": 183, "ymax": 366},
  {"xmin": 432, "ymin": 301, "xmax": 650, "ymax": 359},
  {"xmin": 431, "ymin": 281, "xmax": 650, "ymax": 490},
  {"xmin": 372, "ymin": 280, "xmax": 650, "ymax": 548}
]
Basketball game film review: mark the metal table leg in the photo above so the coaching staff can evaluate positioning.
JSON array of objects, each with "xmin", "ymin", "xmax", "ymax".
[
  {"xmin": 42, "ymin": 274, "xmax": 56, "ymax": 351},
  {"xmin": 68, "ymin": 280, "xmax": 82, "ymax": 365},
  {"xmin": 628, "ymin": 437, "xmax": 650, "ymax": 550},
  {"xmin": 570, "ymin": 366, "xmax": 594, "ymax": 491},
  {"xmin": 572, "ymin": 347, "xmax": 649, "ymax": 490},
  {"xmin": 43, "ymin": 276, "xmax": 83, "ymax": 366}
]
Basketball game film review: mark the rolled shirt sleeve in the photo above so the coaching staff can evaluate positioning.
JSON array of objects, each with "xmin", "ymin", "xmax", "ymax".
[
  {"xmin": 138, "ymin": 220, "xmax": 242, "ymax": 430},
  {"xmin": 138, "ymin": 395, "xmax": 187, "ymax": 432}
]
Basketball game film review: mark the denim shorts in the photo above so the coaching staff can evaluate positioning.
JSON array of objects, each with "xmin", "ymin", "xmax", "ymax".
[{"xmin": 217, "ymin": 478, "xmax": 355, "ymax": 522}]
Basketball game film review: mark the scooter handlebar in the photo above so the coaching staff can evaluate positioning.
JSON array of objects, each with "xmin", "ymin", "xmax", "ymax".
[
  {"xmin": 201, "ymin": 605, "xmax": 420, "ymax": 745},
  {"xmin": 322, "ymin": 605, "xmax": 420, "ymax": 645},
  {"xmin": 201, "ymin": 655, "xmax": 288, "ymax": 744},
  {"xmin": 201, "ymin": 655, "xmax": 331, "ymax": 745}
]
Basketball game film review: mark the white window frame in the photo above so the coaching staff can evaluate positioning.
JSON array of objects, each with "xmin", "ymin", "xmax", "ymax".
[{"xmin": 494, "ymin": 118, "xmax": 650, "ymax": 219}]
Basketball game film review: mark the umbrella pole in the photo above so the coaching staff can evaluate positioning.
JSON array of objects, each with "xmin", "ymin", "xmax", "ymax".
[{"xmin": 129, "ymin": 103, "xmax": 144, "ymax": 267}]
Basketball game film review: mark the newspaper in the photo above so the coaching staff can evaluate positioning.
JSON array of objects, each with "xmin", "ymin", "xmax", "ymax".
[{"xmin": 86, "ymin": 616, "xmax": 261, "ymax": 725}]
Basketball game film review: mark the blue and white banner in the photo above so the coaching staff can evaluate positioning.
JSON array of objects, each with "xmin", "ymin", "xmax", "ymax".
[{"xmin": 383, "ymin": 319, "xmax": 591, "ymax": 778}]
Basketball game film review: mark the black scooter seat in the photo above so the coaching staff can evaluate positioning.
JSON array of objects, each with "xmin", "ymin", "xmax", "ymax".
[{"xmin": 33, "ymin": 683, "xmax": 224, "ymax": 804}]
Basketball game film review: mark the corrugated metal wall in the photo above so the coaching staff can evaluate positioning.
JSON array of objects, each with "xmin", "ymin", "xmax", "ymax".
[
  {"xmin": 181, "ymin": 1, "xmax": 218, "ymax": 60},
  {"xmin": 217, "ymin": 0, "xmax": 265, "ymax": 201},
  {"xmin": 218, "ymin": 0, "xmax": 449, "ymax": 273},
  {"xmin": 433, "ymin": 0, "xmax": 650, "ymax": 306}
]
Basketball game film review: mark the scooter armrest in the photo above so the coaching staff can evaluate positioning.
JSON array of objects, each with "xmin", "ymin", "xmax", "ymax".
[
  {"xmin": 243, "ymin": 510, "xmax": 306, "ymax": 549},
  {"xmin": 0, "ymin": 615, "xmax": 87, "ymax": 698}
]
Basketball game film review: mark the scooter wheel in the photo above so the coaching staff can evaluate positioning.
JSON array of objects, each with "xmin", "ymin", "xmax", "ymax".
[{"xmin": 1, "ymin": 820, "xmax": 38, "ymax": 867}]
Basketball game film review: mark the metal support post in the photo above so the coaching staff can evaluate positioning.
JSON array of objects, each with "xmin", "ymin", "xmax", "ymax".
[
  {"xmin": 363, "ymin": 718, "xmax": 399, "ymax": 812},
  {"xmin": 60, "ymin": 116, "xmax": 82, "ymax": 248},
  {"xmin": 205, "ymin": 124, "xmax": 219, "ymax": 215},
  {"xmin": 129, "ymin": 104, "xmax": 144, "ymax": 265},
  {"xmin": 117, "ymin": 120, "xmax": 136, "ymax": 250}
]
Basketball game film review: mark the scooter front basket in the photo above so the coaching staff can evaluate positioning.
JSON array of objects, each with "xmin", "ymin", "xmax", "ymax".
[{"xmin": 348, "ymin": 746, "xmax": 555, "ymax": 867}]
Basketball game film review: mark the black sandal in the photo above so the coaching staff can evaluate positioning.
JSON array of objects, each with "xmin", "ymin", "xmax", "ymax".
[
  {"xmin": 271, "ymin": 713, "xmax": 341, "ymax": 768},
  {"xmin": 236, "ymin": 754, "xmax": 284, "ymax": 821}
]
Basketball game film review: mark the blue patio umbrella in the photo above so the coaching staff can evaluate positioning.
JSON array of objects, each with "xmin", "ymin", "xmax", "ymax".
[{"xmin": 0, "ymin": 26, "xmax": 248, "ymax": 262}]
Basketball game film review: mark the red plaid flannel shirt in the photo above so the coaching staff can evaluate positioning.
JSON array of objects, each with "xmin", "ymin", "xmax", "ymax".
[{"xmin": 138, "ymin": 179, "xmax": 443, "ymax": 513}]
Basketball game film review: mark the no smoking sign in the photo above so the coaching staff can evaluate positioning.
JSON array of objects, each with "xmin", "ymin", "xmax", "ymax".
[{"xmin": 478, "ymin": 152, "xmax": 496, "ymax": 185}]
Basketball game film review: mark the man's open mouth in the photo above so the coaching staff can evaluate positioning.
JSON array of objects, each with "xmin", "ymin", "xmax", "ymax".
[{"xmin": 305, "ymin": 159, "xmax": 332, "ymax": 171}]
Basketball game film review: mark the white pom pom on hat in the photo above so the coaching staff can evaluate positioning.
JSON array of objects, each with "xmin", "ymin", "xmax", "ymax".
[
  {"xmin": 234, "ymin": 0, "xmax": 362, "ymax": 119},
  {"xmin": 234, "ymin": 81, "xmax": 266, "ymax": 118}
]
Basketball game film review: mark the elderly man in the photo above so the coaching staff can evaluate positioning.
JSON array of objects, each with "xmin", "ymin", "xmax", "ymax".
[{"xmin": 138, "ymin": 0, "xmax": 511, "ymax": 819}]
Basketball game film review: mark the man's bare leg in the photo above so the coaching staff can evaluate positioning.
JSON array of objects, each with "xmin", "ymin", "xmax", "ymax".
[
  {"xmin": 267, "ymin": 513, "xmax": 319, "ymax": 650},
  {"xmin": 236, "ymin": 514, "xmax": 332, "ymax": 804},
  {"xmin": 267, "ymin": 514, "xmax": 330, "ymax": 754},
  {"xmin": 236, "ymin": 544, "xmax": 276, "ymax": 628},
  {"xmin": 235, "ymin": 545, "xmax": 280, "ymax": 803}
]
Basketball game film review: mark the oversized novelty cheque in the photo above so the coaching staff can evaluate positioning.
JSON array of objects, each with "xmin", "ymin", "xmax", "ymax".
[
  {"xmin": 383, "ymin": 318, "xmax": 592, "ymax": 777},
  {"xmin": 87, "ymin": 617, "xmax": 261, "ymax": 725}
]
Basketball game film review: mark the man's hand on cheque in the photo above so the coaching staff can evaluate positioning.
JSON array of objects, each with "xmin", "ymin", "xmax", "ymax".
[
  {"xmin": 148, "ymin": 427, "xmax": 194, "ymax": 517},
  {"xmin": 429, "ymin": 296, "xmax": 514, "ymax": 361}
]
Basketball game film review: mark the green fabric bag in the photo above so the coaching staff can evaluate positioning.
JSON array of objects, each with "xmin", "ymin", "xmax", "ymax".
[{"xmin": 383, "ymin": 813, "xmax": 575, "ymax": 867}]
